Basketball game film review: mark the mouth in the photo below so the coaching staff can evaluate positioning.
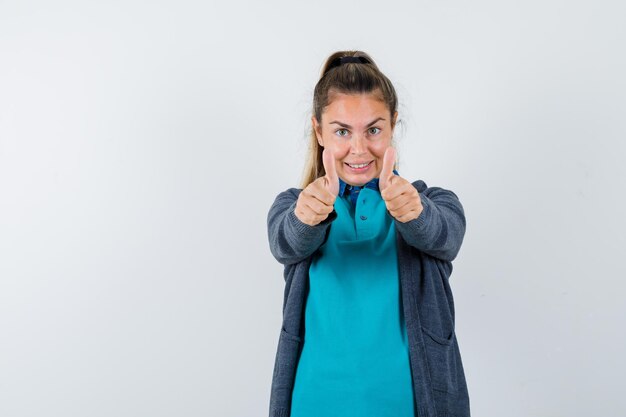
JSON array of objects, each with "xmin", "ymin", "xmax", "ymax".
[{"xmin": 344, "ymin": 160, "xmax": 373, "ymax": 172}]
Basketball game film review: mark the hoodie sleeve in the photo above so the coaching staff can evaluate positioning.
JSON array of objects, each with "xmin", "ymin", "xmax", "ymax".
[
  {"xmin": 393, "ymin": 181, "xmax": 466, "ymax": 262},
  {"xmin": 267, "ymin": 188, "xmax": 337, "ymax": 266}
]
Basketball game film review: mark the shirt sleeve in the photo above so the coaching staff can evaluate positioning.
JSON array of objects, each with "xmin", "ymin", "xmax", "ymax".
[
  {"xmin": 393, "ymin": 182, "xmax": 466, "ymax": 262},
  {"xmin": 267, "ymin": 188, "xmax": 337, "ymax": 265}
]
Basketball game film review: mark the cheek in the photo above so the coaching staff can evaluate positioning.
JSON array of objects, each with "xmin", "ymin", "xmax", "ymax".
[
  {"xmin": 370, "ymin": 139, "xmax": 388, "ymax": 151},
  {"xmin": 334, "ymin": 143, "xmax": 351, "ymax": 159},
  {"xmin": 372, "ymin": 145, "xmax": 388, "ymax": 160}
]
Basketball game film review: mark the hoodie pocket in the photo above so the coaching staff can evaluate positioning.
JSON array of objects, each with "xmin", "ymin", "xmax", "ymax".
[{"xmin": 421, "ymin": 325, "xmax": 458, "ymax": 393}]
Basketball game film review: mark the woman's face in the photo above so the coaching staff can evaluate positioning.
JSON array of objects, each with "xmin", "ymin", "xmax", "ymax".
[{"xmin": 313, "ymin": 91, "xmax": 398, "ymax": 187}]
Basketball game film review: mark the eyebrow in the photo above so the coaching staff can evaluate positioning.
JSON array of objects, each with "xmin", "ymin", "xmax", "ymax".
[{"xmin": 329, "ymin": 117, "xmax": 385, "ymax": 129}]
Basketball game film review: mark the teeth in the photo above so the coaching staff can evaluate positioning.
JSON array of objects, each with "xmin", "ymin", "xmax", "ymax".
[{"xmin": 348, "ymin": 162, "xmax": 370, "ymax": 168}]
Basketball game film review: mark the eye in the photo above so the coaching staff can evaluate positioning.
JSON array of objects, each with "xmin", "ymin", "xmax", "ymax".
[
  {"xmin": 335, "ymin": 128, "xmax": 349, "ymax": 137},
  {"xmin": 369, "ymin": 127, "xmax": 381, "ymax": 135}
]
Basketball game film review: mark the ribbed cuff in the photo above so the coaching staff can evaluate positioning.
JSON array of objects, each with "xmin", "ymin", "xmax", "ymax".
[{"xmin": 270, "ymin": 407, "xmax": 290, "ymax": 417}]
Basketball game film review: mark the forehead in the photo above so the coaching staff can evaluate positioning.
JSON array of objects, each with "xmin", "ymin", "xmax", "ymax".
[{"xmin": 323, "ymin": 92, "xmax": 388, "ymax": 123}]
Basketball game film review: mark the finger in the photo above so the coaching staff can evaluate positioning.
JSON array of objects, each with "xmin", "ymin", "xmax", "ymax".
[
  {"xmin": 322, "ymin": 148, "xmax": 339, "ymax": 196},
  {"xmin": 385, "ymin": 193, "xmax": 412, "ymax": 212},
  {"xmin": 396, "ymin": 208, "xmax": 421, "ymax": 223},
  {"xmin": 308, "ymin": 179, "xmax": 336, "ymax": 206},
  {"xmin": 378, "ymin": 146, "xmax": 396, "ymax": 191},
  {"xmin": 295, "ymin": 204, "xmax": 330, "ymax": 226},
  {"xmin": 381, "ymin": 177, "xmax": 412, "ymax": 202},
  {"xmin": 304, "ymin": 193, "xmax": 335, "ymax": 215}
]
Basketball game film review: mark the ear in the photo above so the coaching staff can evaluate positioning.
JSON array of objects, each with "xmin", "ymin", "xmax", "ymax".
[
  {"xmin": 391, "ymin": 111, "xmax": 398, "ymax": 171},
  {"xmin": 312, "ymin": 116, "xmax": 323, "ymax": 146},
  {"xmin": 391, "ymin": 111, "xmax": 398, "ymax": 130}
]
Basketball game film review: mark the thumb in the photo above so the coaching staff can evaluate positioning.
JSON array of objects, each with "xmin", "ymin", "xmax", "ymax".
[
  {"xmin": 322, "ymin": 148, "xmax": 339, "ymax": 197},
  {"xmin": 378, "ymin": 146, "xmax": 396, "ymax": 192}
]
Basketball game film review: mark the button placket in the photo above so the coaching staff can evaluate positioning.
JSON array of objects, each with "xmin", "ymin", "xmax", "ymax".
[{"xmin": 355, "ymin": 189, "xmax": 373, "ymax": 239}]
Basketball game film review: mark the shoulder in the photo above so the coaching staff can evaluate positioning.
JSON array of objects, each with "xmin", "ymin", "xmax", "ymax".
[
  {"xmin": 269, "ymin": 188, "xmax": 303, "ymax": 211},
  {"xmin": 275, "ymin": 187, "xmax": 302, "ymax": 201},
  {"xmin": 410, "ymin": 179, "xmax": 428, "ymax": 192},
  {"xmin": 276, "ymin": 181, "xmax": 461, "ymax": 201},
  {"xmin": 410, "ymin": 179, "xmax": 462, "ymax": 201}
]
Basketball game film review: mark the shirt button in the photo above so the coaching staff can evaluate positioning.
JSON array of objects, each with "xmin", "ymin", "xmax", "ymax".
[{"xmin": 360, "ymin": 215, "xmax": 367, "ymax": 220}]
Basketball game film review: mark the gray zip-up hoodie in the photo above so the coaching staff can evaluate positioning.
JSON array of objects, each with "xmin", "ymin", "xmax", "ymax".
[{"xmin": 266, "ymin": 179, "xmax": 470, "ymax": 417}]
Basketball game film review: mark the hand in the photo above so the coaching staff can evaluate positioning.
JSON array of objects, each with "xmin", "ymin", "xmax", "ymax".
[
  {"xmin": 294, "ymin": 148, "xmax": 339, "ymax": 226},
  {"xmin": 379, "ymin": 147, "xmax": 423, "ymax": 223}
]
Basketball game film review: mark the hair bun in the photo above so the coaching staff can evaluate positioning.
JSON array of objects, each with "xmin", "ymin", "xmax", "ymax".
[{"xmin": 327, "ymin": 55, "xmax": 370, "ymax": 72}]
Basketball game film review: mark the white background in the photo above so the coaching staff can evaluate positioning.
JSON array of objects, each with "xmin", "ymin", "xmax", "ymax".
[{"xmin": 1, "ymin": 1, "xmax": 625, "ymax": 416}]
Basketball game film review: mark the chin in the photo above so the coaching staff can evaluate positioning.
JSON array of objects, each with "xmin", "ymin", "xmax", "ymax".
[{"xmin": 345, "ymin": 174, "xmax": 375, "ymax": 187}]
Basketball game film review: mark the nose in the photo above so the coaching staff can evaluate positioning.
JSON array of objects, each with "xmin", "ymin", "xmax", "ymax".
[{"xmin": 350, "ymin": 134, "xmax": 366, "ymax": 155}]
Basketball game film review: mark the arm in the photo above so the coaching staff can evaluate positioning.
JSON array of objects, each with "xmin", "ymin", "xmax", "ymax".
[
  {"xmin": 267, "ymin": 188, "xmax": 337, "ymax": 265},
  {"xmin": 394, "ymin": 181, "xmax": 466, "ymax": 262}
]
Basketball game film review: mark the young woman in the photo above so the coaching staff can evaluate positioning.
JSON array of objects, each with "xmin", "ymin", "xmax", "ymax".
[{"xmin": 267, "ymin": 51, "xmax": 470, "ymax": 417}]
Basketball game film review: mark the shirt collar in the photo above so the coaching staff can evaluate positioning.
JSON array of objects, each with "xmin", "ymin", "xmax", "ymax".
[{"xmin": 338, "ymin": 169, "xmax": 400, "ymax": 197}]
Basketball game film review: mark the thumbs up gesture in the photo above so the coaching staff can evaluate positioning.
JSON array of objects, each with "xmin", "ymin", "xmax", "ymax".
[
  {"xmin": 379, "ymin": 147, "xmax": 423, "ymax": 223},
  {"xmin": 294, "ymin": 148, "xmax": 339, "ymax": 226}
]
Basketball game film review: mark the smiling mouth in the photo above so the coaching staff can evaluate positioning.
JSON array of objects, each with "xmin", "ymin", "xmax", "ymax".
[{"xmin": 345, "ymin": 161, "xmax": 373, "ymax": 169}]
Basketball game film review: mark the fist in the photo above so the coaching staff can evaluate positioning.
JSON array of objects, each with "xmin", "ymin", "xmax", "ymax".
[
  {"xmin": 379, "ymin": 147, "xmax": 423, "ymax": 223},
  {"xmin": 294, "ymin": 148, "xmax": 339, "ymax": 226}
]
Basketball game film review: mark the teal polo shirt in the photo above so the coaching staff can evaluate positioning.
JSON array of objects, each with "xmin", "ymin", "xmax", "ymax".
[{"xmin": 290, "ymin": 171, "xmax": 415, "ymax": 417}]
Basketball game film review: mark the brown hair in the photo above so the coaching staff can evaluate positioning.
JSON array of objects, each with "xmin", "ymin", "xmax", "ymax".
[{"xmin": 299, "ymin": 50, "xmax": 401, "ymax": 189}]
